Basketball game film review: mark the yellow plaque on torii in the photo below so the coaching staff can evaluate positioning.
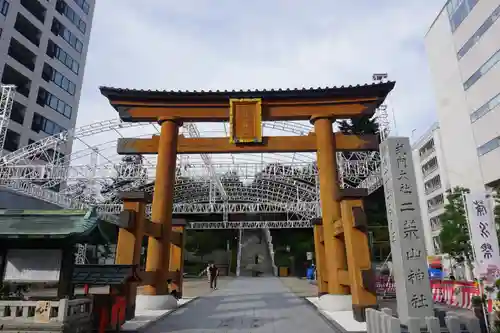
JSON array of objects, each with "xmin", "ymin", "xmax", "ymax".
[{"xmin": 229, "ymin": 98, "xmax": 263, "ymax": 144}]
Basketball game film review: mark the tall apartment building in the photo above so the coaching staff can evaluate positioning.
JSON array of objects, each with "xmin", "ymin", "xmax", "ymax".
[
  {"xmin": 0, "ymin": 0, "xmax": 95, "ymax": 156},
  {"xmin": 425, "ymin": 0, "xmax": 500, "ymax": 192},
  {"xmin": 0, "ymin": 0, "xmax": 95, "ymax": 209},
  {"xmin": 412, "ymin": 123, "xmax": 450, "ymax": 256}
]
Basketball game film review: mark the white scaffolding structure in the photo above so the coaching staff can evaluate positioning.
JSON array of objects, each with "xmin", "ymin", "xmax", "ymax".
[
  {"xmin": 0, "ymin": 85, "xmax": 16, "ymax": 158},
  {"xmin": 0, "ymin": 82, "xmax": 392, "ymax": 229}
]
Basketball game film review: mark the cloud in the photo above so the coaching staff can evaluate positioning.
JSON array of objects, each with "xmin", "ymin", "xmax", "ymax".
[{"xmin": 76, "ymin": 0, "xmax": 444, "ymax": 155}]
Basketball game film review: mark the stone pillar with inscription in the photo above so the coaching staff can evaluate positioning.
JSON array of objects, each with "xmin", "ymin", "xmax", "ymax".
[{"xmin": 380, "ymin": 137, "xmax": 434, "ymax": 326}]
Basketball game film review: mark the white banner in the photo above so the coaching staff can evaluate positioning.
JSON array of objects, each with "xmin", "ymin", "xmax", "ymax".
[
  {"xmin": 3, "ymin": 249, "xmax": 62, "ymax": 283},
  {"xmin": 464, "ymin": 192, "xmax": 500, "ymax": 275}
]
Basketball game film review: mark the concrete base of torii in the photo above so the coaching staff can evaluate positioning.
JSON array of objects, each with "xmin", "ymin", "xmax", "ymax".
[
  {"xmin": 318, "ymin": 294, "xmax": 353, "ymax": 312},
  {"xmin": 136, "ymin": 295, "xmax": 178, "ymax": 311}
]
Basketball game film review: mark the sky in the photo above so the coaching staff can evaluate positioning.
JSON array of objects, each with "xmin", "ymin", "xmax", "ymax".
[{"xmin": 74, "ymin": 0, "xmax": 445, "ymax": 160}]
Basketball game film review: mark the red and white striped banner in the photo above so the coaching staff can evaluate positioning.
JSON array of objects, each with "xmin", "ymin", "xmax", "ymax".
[
  {"xmin": 430, "ymin": 280, "xmax": 480, "ymax": 309},
  {"xmin": 376, "ymin": 278, "xmax": 484, "ymax": 310}
]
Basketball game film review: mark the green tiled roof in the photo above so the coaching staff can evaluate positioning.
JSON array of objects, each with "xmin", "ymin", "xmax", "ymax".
[{"xmin": 0, "ymin": 208, "xmax": 101, "ymax": 239}]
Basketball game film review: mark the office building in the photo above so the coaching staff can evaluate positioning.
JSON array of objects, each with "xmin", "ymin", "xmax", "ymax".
[
  {"xmin": 425, "ymin": 0, "xmax": 500, "ymax": 192},
  {"xmin": 412, "ymin": 123, "xmax": 472, "ymax": 278},
  {"xmin": 412, "ymin": 123, "xmax": 450, "ymax": 256},
  {"xmin": 0, "ymin": 0, "xmax": 95, "ymax": 209},
  {"xmin": 0, "ymin": 0, "xmax": 95, "ymax": 156}
]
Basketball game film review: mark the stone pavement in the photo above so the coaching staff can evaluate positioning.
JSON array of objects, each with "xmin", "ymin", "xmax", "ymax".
[{"xmin": 144, "ymin": 277, "xmax": 336, "ymax": 333}]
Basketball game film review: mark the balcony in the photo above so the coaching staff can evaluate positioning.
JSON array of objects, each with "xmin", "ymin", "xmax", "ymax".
[
  {"xmin": 427, "ymin": 194, "xmax": 445, "ymax": 213},
  {"xmin": 8, "ymin": 38, "xmax": 36, "ymax": 71},
  {"xmin": 14, "ymin": 13, "xmax": 41, "ymax": 47},
  {"xmin": 420, "ymin": 147, "xmax": 436, "ymax": 161},
  {"xmin": 421, "ymin": 156, "xmax": 438, "ymax": 178},
  {"xmin": 424, "ymin": 175, "xmax": 442, "ymax": 195},
  {"xmin": 419, "ymin": 138, "xmax": 436, "ymax": 161},
  {"xmin": 1, "ymin": 64, "xmax": 31, "ymax": 97},
  {"xmin": 20, "ymin": 0, "xmax": 46, "ymax": 23},
  {"xmin": 430, "ymin": 216, "xmax": 441, "ymax": 232}
]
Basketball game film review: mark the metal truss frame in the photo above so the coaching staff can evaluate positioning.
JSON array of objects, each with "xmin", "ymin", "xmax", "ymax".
[
  {"xmin": 98, "ymin": 201, "xmax": 319, "ymax": 215},
  {"xmin": 0, "ymin": 113, "xmax": 387, "ymax": 222},
  {"xmin": 0, "ymin": 85, "xmax": 15, "ymax": 159}
]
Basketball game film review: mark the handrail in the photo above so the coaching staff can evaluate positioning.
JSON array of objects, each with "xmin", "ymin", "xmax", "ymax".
[{"xmin": 262, "ymin": 228, "xmax": 278, "ymax": 276}]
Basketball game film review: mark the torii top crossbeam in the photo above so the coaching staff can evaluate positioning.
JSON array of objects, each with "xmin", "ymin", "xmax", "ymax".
[
  {"xmin": 99, "ymin": 82, "xmax": 395, "ymax": 155},
  {"xmin": 100, "ymin": 83, "xmax": 395, "ymax": 123}
]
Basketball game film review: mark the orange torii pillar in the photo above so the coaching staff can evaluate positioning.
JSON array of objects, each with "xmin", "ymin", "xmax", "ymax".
[
  {"xmin": 115, "ymin": 191, "xmax": 149, "ymax": 320},
  {"xmin": 312, "ymin": 217, "xmax": 328, "ymax": 295},
  {"xmin": 311, "ymin": 116, "xmax": 350, "ymax": 310},
  {"xmin": 339, "ymin": 189, "xmax": 378, "ymax": 322},
  {"xmin": 169, "ymin": 219, "xmax": 187, "ymax": 298},
  {"xmin": 311, "ymin": 118, "xmax": 350, "ymax": 296},
  {"xmin": 141, "ymin": 118, "xmax": 181, "ymax": 309}
]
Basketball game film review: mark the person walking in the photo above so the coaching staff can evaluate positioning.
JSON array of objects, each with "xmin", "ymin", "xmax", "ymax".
[
  {"xmin": 199, "ymin": 263, "xmax": 211, "ymax": 286},
  {"xmin": 209, "ymin": 263, "xmax": 219, "ymax": 290}
]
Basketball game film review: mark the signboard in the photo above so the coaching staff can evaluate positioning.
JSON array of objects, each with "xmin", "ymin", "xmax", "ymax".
[
  {"xmin": 4, "ymin": 249, "xmax": 62, "ymax": 283},
  {"xmin": 34, "ymin": 301, "xmax": 51, "ymax": 323},
  {"xmin": 380, "ymin": 137, "xmax": 434, "ymax": 325},
  {"xmin": 229, "ymin": 98, "xmax": 263, "ymax": 144},
  {"xmin": 464, "ymin": 192, "xmax": 500, "ymax": 276},
  {"xmin": 306, "ymin": 252, "xmax": 313, "ymax": 260}
]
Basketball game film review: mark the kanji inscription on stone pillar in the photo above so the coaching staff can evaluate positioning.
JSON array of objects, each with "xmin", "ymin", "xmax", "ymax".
[
  {"xmin": 380, "ymin": 137, "xmax": 434, "ymax": 326},
  {"xmin": 229, "ymin": 98, "xmax": 262, "ymax": 144}
]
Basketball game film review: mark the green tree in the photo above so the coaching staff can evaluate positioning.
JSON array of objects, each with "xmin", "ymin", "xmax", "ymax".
[
  {"xmin": 337, "ymin": 115, "xmax": 379, "ymax": 136},
  {"xmin": 439, "ymin": 186, "xmax": 471, "ymax": 262}
]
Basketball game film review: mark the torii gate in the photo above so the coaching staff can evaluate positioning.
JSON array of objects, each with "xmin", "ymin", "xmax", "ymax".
[{"xmin": 100, "ymin": 82, "xmax": 395, "ymax": 321}]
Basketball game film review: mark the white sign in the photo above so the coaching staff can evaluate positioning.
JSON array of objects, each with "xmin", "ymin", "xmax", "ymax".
[
  {"xmin": 464, "ymin": 192, "xmax": 500, "ymax": 275},
  {"xmin": 306, "ymin": 252, "xmax": 313, "ymax": 260},
  {"xmin": 4, "ymin": 249, "xmax": 62, "ymax": 283},
  {"xmin": 34, "ymin": 301, "xmax": 51, "ymax": 323},
  {"xmin": 380, "ymin": 137, "xmax": 434, "ymax": 325}
]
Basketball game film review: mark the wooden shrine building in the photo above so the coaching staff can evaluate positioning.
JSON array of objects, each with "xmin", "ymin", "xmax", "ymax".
[{"xmin": 100, "ymin": 82, "xmax": 395, "ymax": 321}]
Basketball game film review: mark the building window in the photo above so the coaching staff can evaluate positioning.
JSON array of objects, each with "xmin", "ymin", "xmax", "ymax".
[
  {"xmin": 51, "ymin": 18, "xmax": 83, "ymax": 53},
  {"xmin": 41, "ymin": 63, "xmax": 76, "ymax": 96},
  {"xmin": 37, "ymin": 87, "xmax": 73, "ymax": 119},
  {"xmin": 458, "ymin": 5, "xmax": 500, "ymax": 60},
  {"xmin": 471, "ymin": 92, "xmax": 500, "ymax": 123},
  {"xmin": 3, "ymin": 129, "xmax": 20, "ymax": 152},
  {"xmin": 464, "ymin": 48, "xmax": 500, "ymax": 90},
  {"xmin": 424, "ymin": 175, "xmax": 442, "ymax": 195},
  {"xmin": 46, "ymin": 40, "xmax": 79, "ymax": 75},
  {"xmin": 477, "ymin": 136, "xmax": 500, "ymax": 156},
  {"xmin": 427, "ymin": 194, "xmax": 444, "ymax": 212},
  {"xmin": 446, "ymin": 0, "xmax": 478, "ymax": 32},
  {"xmin": 31, "ymin": 112, "xmax": 66, "ymax": 135},
  {"xmin": 72, "ymin": 0, "xmax": 89, "ymax": 15},
  {"xmin": 419, "ymin": 138, "xmax": 435, "ymax": 160},
  {"xmin": 14, "ymin": 13, "xmax": 42, "ymax": 47},
  {"xmin": 8, "ymin": 38, "xmax": 37, "ymax": 71},
  {"xmin": 421, "ymin": 156, "xmax": 439, "ymax": 177},
  {"xmin": 430, "ymin": 216, "xmax": 442, "ymax": 231},
  {"xmin": 1, "ymin": 64, "xmax": 31, "ymax": 97},
  {"xmin": 0, "ymin": 0, "xmax": 9, "ymax": 16},
  {"xmin": 10, "ymin": 101, "xmax": 26, "ymax": 125},
  {"xmin": 55, "ymin": 0, "xmax": 86, "ymax": 34},
  {"xmin": 432, "ymin": 236, "xmax": 441, "ymax": 253},
  {"xmin": 20, "ymin": 0, "xmax": 46, "ymax": 23}
]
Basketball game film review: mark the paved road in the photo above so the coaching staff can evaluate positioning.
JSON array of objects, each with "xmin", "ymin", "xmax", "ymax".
[{"xmin": 145, "ymin": 277, "xmax": 336, "ymax": 333}]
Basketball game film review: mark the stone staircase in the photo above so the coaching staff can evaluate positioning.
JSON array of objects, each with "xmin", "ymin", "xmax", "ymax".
[{"xmin": 239, "ymin": 229, "xmax": 274, "ymax": 276}]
